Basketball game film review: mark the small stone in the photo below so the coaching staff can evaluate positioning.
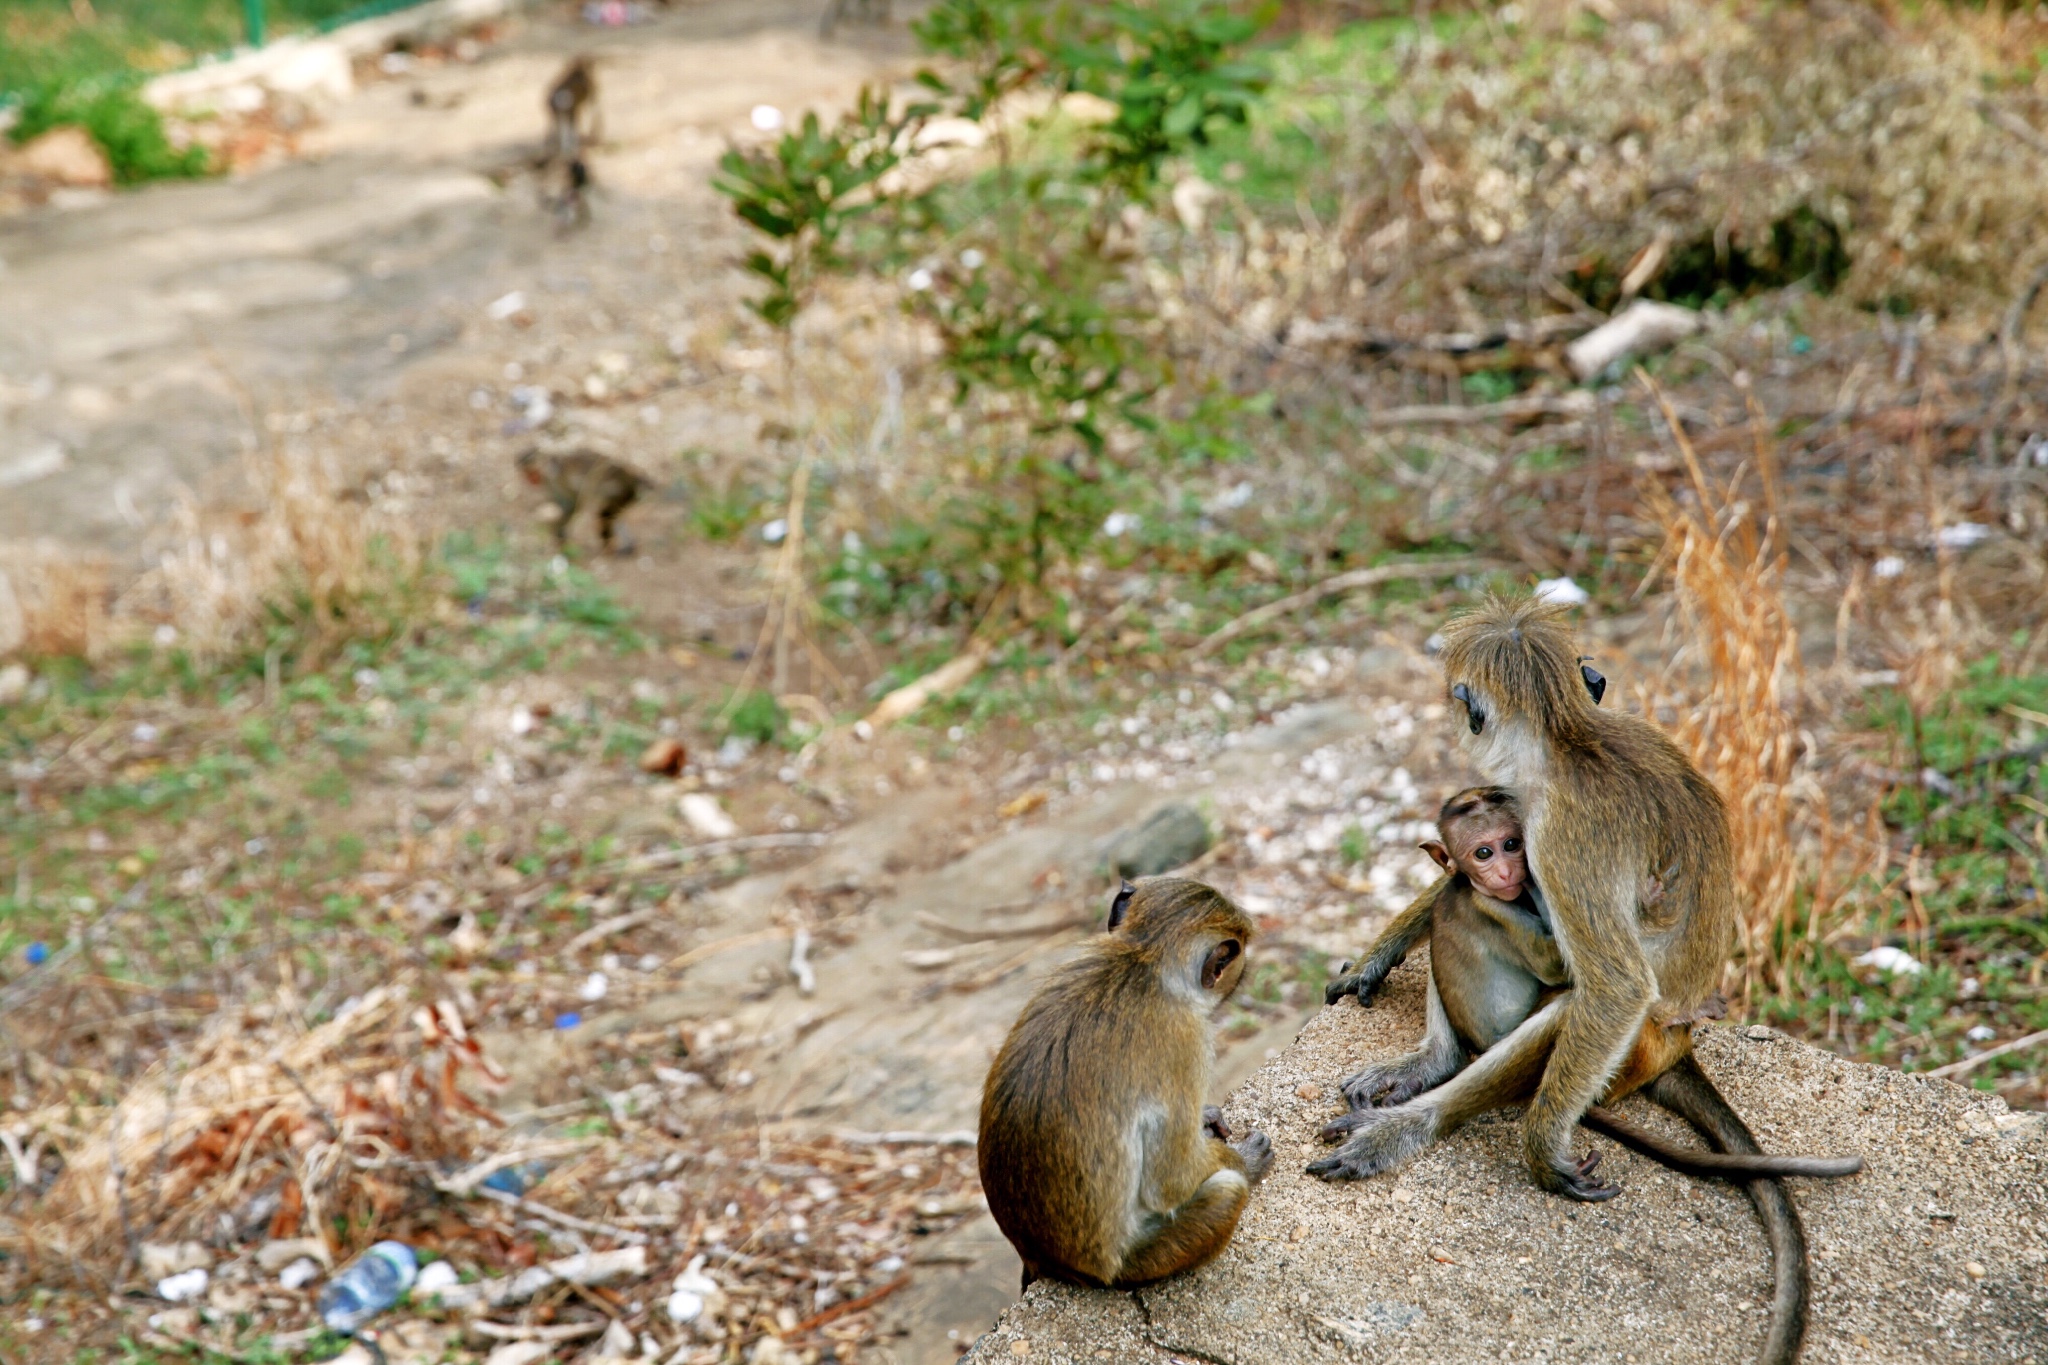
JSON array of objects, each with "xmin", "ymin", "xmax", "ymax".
[
  {"xmin": 1745, "ymin": 1025, "xmax": 1777, "ymax": 1042},
  {"xmin": 140, "ymin": 1242, "xmax": 212, "ymax": 1281},
  {"xmin": 484, "ymin": 1344, "xmax": 551, "ymax": 1365},
  {"xmin": 1965, "ymin": 1261, "xmax": 1986, "ymax": 1279},
  {"xmin": 1430, "ymin": 1246, "xmax": 1456, "ymax": 1264},
  {"xmin": 1295, "ymin": 1082, "xmax": 1324, "ymax": 1101},
  {"xmin": 1391, "ymin": 1188, "xmax": 1415, "ymax": 1204},
  {"xmin": 639, "ymin": 737, "xmax": 687, "ymax": 776},
  {"xmin": 278, "ymin": 1257, "xmax": 321, "ymax": 1290},
  {"xmin": 1106, "ymin": 803, "xmax": 1211, "ymax": 878},
  {"xmin": 18, "ymin": 127, "xmax": 112, "ymax": 188},
  {"xmin": 1290, "ymin": 1223, "xmax": 1310, "ymax": 1243},
  {"xmin": 680, "ymin": 792, "xmax": 739, "ymax": 839},
  {"xmin": 1010, "ymin": 1341, "xmax": 1031, "ymax": 1357}
]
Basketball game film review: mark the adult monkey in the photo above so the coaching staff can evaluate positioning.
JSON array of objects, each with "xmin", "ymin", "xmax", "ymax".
[{"xmin": 1312, "ymin": 596, "xmax": 1856, "ymax": 1364}]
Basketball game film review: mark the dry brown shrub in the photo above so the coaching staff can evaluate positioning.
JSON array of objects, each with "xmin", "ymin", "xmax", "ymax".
[
  {"xmin": 0, "ymin": 542, "xmax": 112, "ymax": 660},
  {"xmin": 1638, "ymin": 385, "xmax": 1814, "ymax": 998},
  {"xmin": 3, "ymin": 982, "xmax": 502, "ymax": 1284}
]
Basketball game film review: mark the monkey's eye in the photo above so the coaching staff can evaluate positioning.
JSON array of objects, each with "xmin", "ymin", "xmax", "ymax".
[
  {"xmin": 1503, "ymin": 837, "xmax": 1522, "ymax": 853},
  {"xmin": 1473, "ymin": 846, "xmax": 1493, "ymax": 861}
]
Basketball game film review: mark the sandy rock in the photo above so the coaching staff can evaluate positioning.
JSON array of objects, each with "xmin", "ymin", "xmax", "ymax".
[
  {"xmin": 16, "ymin": 128, "xmax": 111, "ymax": 189},
  {"xmin": 966, "ymin": 957, "xmax": 2048, "ymax": 1364}
]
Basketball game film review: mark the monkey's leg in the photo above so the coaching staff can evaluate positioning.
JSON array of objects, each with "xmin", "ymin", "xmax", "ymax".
[
  {"xmin": 1310, "ymin": 995, "xmax": 1564, "ymax": 1182},
  {"xmin": 1519, "ymin": 959, "xmax": 1656, "ymax": 1201},
  {"xmin": 1644, "ymin": 1056, "xmax": 1812, "ymax": 1365},
  {"xmin": 1328, "ymin": 975, "xmax": 1466, "ymax": 1128},
  {"xmin": 1111, "ymin": 1140, "xmax": 1267, "ymax": 1288},
  {"xmin": 550, "ymin": 493, "xmax": 578, "ymax": 548},
  {"xmin": 598, "ymin": 485, "xmax": 638, "ymax": 553},
  {"xmin": 1324, "ymin": 882, "xmax": 1439, "ymax": 1005}
]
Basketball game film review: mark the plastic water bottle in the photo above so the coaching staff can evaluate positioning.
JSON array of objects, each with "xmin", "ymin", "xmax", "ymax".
[{"xmin": 317, "ymin": 1241, "xmax": 417, "ymax": 1333}]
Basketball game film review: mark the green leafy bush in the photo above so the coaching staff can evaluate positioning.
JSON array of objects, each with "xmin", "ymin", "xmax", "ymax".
[{"xmin": 11, "ymin": 78, "xmax": 210, "ymax": 183}]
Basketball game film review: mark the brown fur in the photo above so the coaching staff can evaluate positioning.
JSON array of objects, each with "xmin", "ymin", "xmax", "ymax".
[
  {"xmin": 1312, "ymin": 598, "xmax": 1861, "ymax": 1365},
  {"xmin": 538, "ymin": 57, "xmax": 598, "ymax": 227},
  {"xmin": 515, "ymin": 447, "xmax": 647, "ymax": 551},
  {"xmin": 978, "ymin": 878, "xmax": 1272, "ymax": 1289}
]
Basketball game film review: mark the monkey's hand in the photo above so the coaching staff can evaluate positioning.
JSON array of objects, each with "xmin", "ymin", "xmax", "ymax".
[
  {"xmin": 1334, "ymin": 1056, "xmax": 1439, "ymax": 1115},
  {"xmin": 1306, "ymin": 1106, "xmax": 1434, "ymax": 1182},
  {"xmin": 1231, "ymin": 1130, "xmax": 1274, "ymax": 1182},
  {"xmin": 1202, "ymin": 1105, "xmax": 1231, "ymax": 1141},
  {"xmin": 1537, "ymin": 1148, "xmax": 1621, "ymax": 1203},
  {"xmin": 1323, "ymin": 957, "xmax": 1394, "ymax": 1007}
]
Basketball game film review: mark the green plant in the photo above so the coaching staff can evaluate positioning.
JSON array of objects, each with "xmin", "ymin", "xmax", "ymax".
[
  {"xmin": 713, "ymin": 87, "xmax": 935, "ymax": 331},
  {"xmin": 724, "ymin": 690, "xmax": 787, "ymax": 745},
  {"xmin": 11, "ymin": 78, "xmax": 209, "ymax": 183},
  {"xmin": 1061, "ymin": 0, "xmax": 1273, "ymax": 191}
]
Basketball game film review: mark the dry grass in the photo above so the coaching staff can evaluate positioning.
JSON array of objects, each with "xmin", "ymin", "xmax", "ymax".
[
  {"xmin": 1637, "ymin": 381, "xmax": 1814, "ymax": 999},
  {"xmin": 3, "ymin": 440, "xmax": 424, "ymax": 668}
]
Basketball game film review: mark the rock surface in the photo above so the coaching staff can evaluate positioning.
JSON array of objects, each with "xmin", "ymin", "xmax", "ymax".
[{"xmin": 965, "ymin": 958, "xmax": 2048, "ymax": 1364}]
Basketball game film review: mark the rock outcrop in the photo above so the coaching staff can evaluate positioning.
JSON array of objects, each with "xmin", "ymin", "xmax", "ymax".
[{"xmin": 966, "ymin": 959, "xmax": 2048, "ymax": 1363}]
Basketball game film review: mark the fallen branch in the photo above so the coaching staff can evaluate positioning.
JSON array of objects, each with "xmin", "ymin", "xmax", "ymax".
[
  {"xmin": 1195, "ymin": 557, "xmax": 1492, "ymax": 657},
  {"xmin": 438, "ymin": 1139, "xmax": 598, "ymax": 1198},
  {"xmin": 791, "ymin": 1274, "xmax": 911, "ymax": 1334},
  {"xmin": 862, "ymin": 638, "xmax": 994, "ymax": 731},
  {"xmin": 1973, "ymin": 97, "xmax": 2048, "ymax": 161},
  {"xmin": 472, "ymin": 1189, "xmax": 651, "ymax": 1246},
  {"xmin": 1358, "ymin": 391, "xmax": 1594, "ymax": 429},
  {"xmin": 1926, "ymin": 1027, "xmax": 2048, "ymax": 1080},
  {"xmin": 1289, "ymin": 312, "xmax": 1599, "ymax": 355},
  {"xmin": 560, "ymin": 907, "xmax": 660, "ymax": 956},
  {"xmin": 663, "ymin": 926, "xmax": 791, "ymax": 973},
  {"xmin": 611, "ymin": 832, "xmax": 829, "ymax": 875},
  {"xmin": 915, "ymin": 911, "xmax": 1092, "ymax": 941}
]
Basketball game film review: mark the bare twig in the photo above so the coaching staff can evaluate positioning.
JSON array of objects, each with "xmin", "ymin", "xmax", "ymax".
[
  {"xmin": 830, "ymin": 1129, "xmax": 977, "ymax": 1147},
  {"xmin": 1972, "ymin": 97, "xmax": 2048, "ymax": 161},
  {"xmin": 791, "ymin": 1274, "xmax": 911, "ymax": 1334},
  {"xmin": 1925, "ymin": 1028, "xmax": 2048, "ymax": 1080},
  {"xmin": 914, "ymin": 911, "xmax": 1091, "ymax": 941},
  {"xmin": 1357, "ymin": 391, "xmax": 1595, "ymax": 429},
  {"xmin": 471, "ymin": 1320, "xmax": 611, "ymax": 1342},
  {"xmin": 1195, "ymin": 556, "xmax": 1492, "ymax": 657},
  {"xmin": 467, "ymin": 1185, "xmax": 650, "ymax": 1245}
]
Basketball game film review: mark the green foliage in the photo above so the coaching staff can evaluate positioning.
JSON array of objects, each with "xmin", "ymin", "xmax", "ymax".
[
  {"xmin": 1060, "ymin": 0, "xmax": 1273, "ymax": 190},
  {"xmin": 10, "ymin": 78, "xmax": 209, "ymax": 183},
  {"xmin": 724, "ymin": 690, "xmax": 787, "ymax": 745},
  {"xmin": 912, "ymin": 0, "xmax": 1052, "ymax": 122},
  {"xmin": 713, "ymin": 86, "xmax": 935, "ymax": 329},
  {"xmin": 687, "ymin": 477, "xmax": 764, "ymax": 543}
]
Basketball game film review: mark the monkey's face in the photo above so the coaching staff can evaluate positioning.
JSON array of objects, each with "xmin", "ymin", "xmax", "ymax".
[{"xmin": 1454, "ymin": 823, "xmax": 1527, "ymax": 903}]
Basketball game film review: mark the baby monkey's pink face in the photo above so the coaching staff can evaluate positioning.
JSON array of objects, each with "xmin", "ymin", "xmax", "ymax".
[{"xmin": 1433, "ymin": 818, "xmax": 1527, "ymax": 903}]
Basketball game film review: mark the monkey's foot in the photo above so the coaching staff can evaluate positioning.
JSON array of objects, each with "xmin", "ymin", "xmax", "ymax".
[
  {"xmin": 1203, "ymin": 1105, "xmax": 1231, "ymax": 1141},
  {"xmin": 1306, "ymin": 1107, "xmax": 1434, "ymax": 1182},
  {"xmin": 1232, "ymin": 1130, "xmax": 1274, "ymax": 1181},
  {"xmin": 1337, "ymin": 1061, "xmax": 1432, "ymax": 1113},
  {"xmin": 1542, "ymin": 1149, "xmax": 1621, "ymax": 1203}
]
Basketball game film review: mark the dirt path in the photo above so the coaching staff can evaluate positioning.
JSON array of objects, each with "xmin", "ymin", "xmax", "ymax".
[{"xmin": 0, "ymin": 0, "xmax": 905, "ymax": 552}]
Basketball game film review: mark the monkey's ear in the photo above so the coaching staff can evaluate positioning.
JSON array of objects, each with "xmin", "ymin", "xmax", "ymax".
[
  {"xmin": 1580, "ymin": 662, "xmax": 1606, "ymax": 705},
  {"xmin": 1200, "ymin": 938, "xmax": 1242, "ymax": 990},
  {"xmin": 1108, "ymin": 880, "xmax": 1136, "ymax": 930},
  {"xmin": 1420, "ymin": 840, "xmax": 1454, "ymax": 872},
  {"xmin": 1451, "ymin": 683, "xmax": 1485, "ymax": 734}
]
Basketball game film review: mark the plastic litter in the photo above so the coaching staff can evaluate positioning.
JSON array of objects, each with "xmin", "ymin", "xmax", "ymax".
[{"xmin": 316, "ymin": 1241, "xmax": 417, "ymax": 1333}]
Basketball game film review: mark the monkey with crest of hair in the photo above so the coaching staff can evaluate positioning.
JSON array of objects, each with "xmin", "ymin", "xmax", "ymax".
[
  {"xmin": 979, "ymin": 878, "xmax": 1273, "ymax": 1290},
  {"xmin": 1313, "ymin": 597, "xmax": 1861, "ymax": 1365}
]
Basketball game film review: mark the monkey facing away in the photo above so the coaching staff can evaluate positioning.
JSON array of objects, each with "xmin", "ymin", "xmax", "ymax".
[
  {"xmin": 515, "ymin": 446, "xmax": 649, "ymax": 552},
  {"xmin": 538, "ymin": 56, "xmax": 599, "ymax": 227},
  {"xmin": 1313, "ymin": 598, "xmax": 1861, "ymax": 1365},
  {"xmin": 979, "ymin": 878, "xmax": 1273, "ymax": 1290}
]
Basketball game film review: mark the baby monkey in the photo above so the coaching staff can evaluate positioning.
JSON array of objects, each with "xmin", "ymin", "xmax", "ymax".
[
  {"xmin": 515, "ymin": 447, "xmax": 649, "ymax": 553},
  {"xmin": 980, "ymin": 878, "xmax": 1273, "ymax": 1289},
  {"xmin": 1326, "ymin": 788, "xmax": 1858, "ymax": 1190},
  {"xmin": 538, "ymin": 57, "xmax": 599, "ymax": 227}
]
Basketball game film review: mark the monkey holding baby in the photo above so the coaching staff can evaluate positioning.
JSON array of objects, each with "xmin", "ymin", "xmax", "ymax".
[
  {"xmin": 1319, "ymin": 596, "xmax": 1861, "ymax": 1365},
  {"xmin": 979, "ymin": 878, "xmax": 1273, "ymax": 1289}
]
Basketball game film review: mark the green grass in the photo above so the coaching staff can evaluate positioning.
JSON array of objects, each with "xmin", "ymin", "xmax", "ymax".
[{"xmin": 1760, "ymin": 651, "xmax": 2048, "ymax": 1089}]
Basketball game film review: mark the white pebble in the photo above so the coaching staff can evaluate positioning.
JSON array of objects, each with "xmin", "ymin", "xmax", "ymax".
[{"xmin": 156, "ymin": 1268, "xmax": 209, "ymax": 1302}]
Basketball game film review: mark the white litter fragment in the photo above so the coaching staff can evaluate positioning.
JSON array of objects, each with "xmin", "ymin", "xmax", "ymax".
[
  {"xmin": 579, "ymin": 972, "xmax": 610, "ymax": 1002},
  {"xmin": 1102, "ymin": 511, "xmax": 1141, "ymax": 538},
  {"xmin": 1933, "ymin": 522, "xmax": 1992, "ymax": 550},
  {"xmin": 487, "ymin": 290, "xmax": 527, "ymax": 321},
  {"xmin": 1967, "ymin": 1025, "xmax": 1997, "ymax": 1043},
  {"xmin": 1533, "ymin": 577, "xmax": 1590, "ymax": 606},
  {"xmin": 679, "ymin": 793, "xmax": 739, "ymax": 839},
  {"xmin": 156, "ymin": 1268, "xmax": 209, "ymax": 1302},
  {"xmin": 278, "ymin": 1257, "xmax": 322, "ymax": 1291},
  {"xmin": 750, "ymin": 104, "xmax": 783, "ymax": 131},
  {"xmin": 790, "ymin": 926, "xmax": 816, "ymax": 995},
  {"xmin": 1872, "ymin": 555, "xmax": 1906, "ymax": 579},
  {"xmin": 1855, "ymin": 945, "xmax": 1925, "ymax": 976}
]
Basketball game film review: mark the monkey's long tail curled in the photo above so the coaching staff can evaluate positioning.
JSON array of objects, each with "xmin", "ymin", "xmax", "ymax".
[{"xmin": 1628, "ymin": 1054, "xmax": 1831, "ymax": 1365}]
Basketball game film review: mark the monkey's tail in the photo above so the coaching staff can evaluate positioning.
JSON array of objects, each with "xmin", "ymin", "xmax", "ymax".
[
  {"xmin": 1636, "ymin": 1054, "xmax": 1820, "ymax": 1365},
  {"xmin": 1580, "ymin": 1106, "xmax": 1863, "ymax": 1179}
]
